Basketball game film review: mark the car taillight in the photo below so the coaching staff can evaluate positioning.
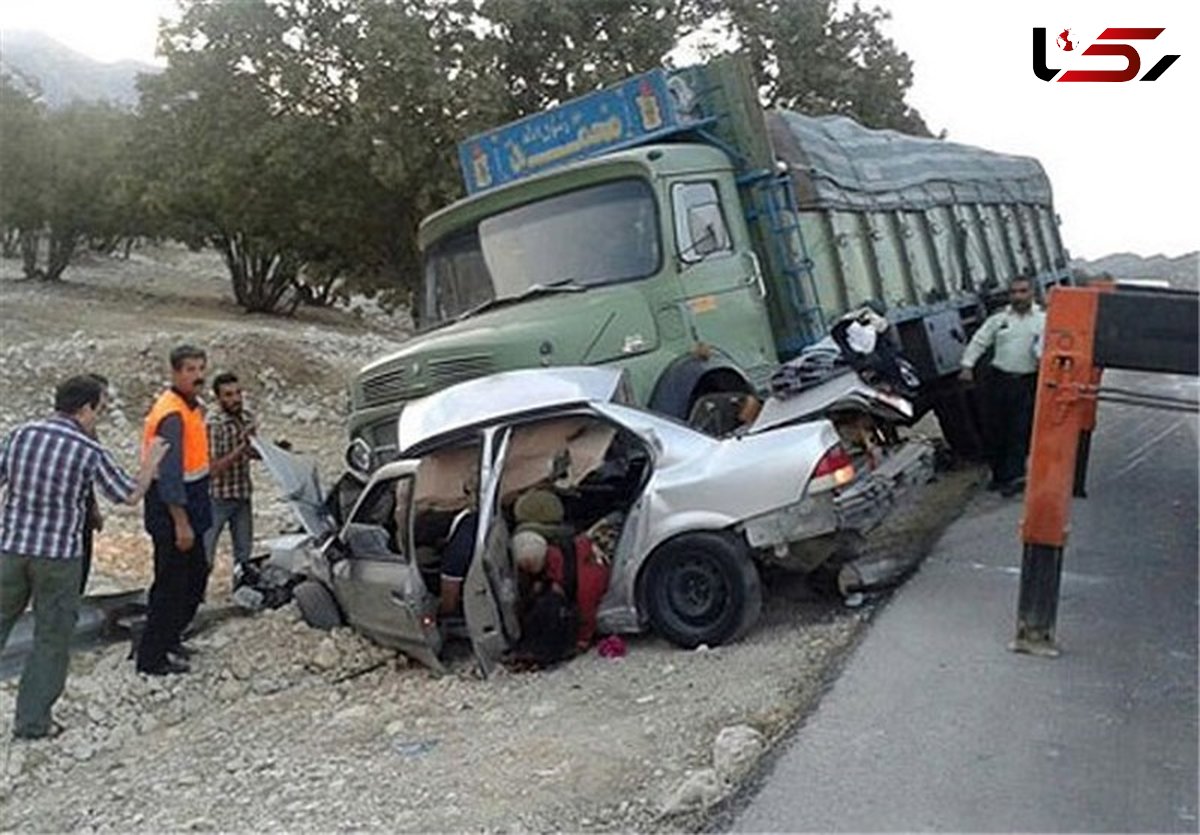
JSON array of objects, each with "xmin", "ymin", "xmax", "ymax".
[{"xmin": 809, "ymin": 445, "xmax": 856, "ymax": 494}]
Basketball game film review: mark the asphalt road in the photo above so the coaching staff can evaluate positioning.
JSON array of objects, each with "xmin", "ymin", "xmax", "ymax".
[{"xmin": 731, "ymin": 372, "xmax": 1199, "ymax": 833}]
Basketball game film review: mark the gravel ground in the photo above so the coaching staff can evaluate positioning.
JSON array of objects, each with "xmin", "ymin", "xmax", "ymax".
[{"xmin": 0, "ymin": 247, "xmax": 983, "ymax": 831}]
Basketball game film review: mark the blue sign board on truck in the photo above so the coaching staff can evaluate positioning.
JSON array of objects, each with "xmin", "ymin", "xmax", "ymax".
[{"xmin": 457, "ymin": 69, "xmax": 699, "ymax": 195}]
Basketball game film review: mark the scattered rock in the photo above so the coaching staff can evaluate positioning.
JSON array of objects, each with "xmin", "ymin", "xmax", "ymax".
[
  {"xmin": 527, "ymin": 702, "xmax": 557, "ymax": 719},
  {"xmin": 712, "ymin": 724, "xmax": 766, "ymax": 785},
  {"xmin": 660, "ymin": 768, "xmax": 721, "ymax": 815},
  {"xmin": 217, "ymin": 679, "xmax": 247, "ymax": 702},
  {"xmin": 311, "ymin": 637, "xmax": 340, "ymax": 671},
  {"xmin": 182, "ymin": 816, "xmax": 216, "ymax": 831},
  {"xmin": 330, "ymin": 704, "xmax": 371, "ymax": 726}
]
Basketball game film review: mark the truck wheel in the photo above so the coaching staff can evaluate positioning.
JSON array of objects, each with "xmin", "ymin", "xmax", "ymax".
[
  {"xmin": 293, "ymin": 580, "xmax": 343, "ymax": 630},
  {"xmin": 687, "ymin": 392, "xmax": 751, "ymax": 437},
  {"xmin": 643, "ymin": 532, "xmax": 762, "ymax": 648}
]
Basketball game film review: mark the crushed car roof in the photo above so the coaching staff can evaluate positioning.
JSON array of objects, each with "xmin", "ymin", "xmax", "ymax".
[{"xmin": 397, "ymin": 367, "xmax": 628, "ymax": 455}]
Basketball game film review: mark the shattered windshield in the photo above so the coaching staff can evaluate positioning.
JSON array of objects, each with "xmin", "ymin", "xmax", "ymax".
[{"xmin": 423, "ymin": 178, "xmax": 660, "ymax": 325}]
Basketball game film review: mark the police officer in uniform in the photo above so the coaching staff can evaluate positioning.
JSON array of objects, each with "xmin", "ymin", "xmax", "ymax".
[{"xmin": 960, "ymin": 276, "xmax": 1046, "ymax": 497}]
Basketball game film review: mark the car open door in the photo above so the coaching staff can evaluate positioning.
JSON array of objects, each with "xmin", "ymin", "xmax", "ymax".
[
  {"xmin": 330, "ymin": 468, "xmax": 445, "ymax": 672},
  {"xmin": 463, "ymin": 426, "xmax": 522, "ymax": 677}
]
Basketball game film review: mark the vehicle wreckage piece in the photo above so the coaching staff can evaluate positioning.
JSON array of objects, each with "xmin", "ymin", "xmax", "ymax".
[{"xmin": 259, "ymin": 367, "xmax": 932, "ymax": 676}]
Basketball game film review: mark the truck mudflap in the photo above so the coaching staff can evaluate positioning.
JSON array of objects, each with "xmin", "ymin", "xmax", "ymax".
[{"xmin": 834, "ymin": 439, "xmax": 936, "ymax": 533}]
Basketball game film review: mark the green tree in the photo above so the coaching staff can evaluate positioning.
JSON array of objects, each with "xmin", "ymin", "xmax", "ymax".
[
  {"xmin": 136, "ymin": 0, "xmax": 454, "ymax": 312},
  {"xmin": 690, "ymin": 0, "xmax": 930, "ymax": 135},
  {"xmin": 471, "ymin": 0, "xmax": 701, "ymax": 115},
  {"xmin": 0, "ymin": 77, "xmax": 134, "ymax": 280},
  {"xmin": 0, "ymin": 74, "xmax": 48, "ymax": 261},
  {"xmin": 134, "ymin": 0, "xmax": 929, "ymax": 313}
]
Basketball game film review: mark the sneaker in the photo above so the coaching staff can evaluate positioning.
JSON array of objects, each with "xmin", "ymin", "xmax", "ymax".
[{"xmin": 138, "ymin": 658, "xmax": 190, "ymax": 676}]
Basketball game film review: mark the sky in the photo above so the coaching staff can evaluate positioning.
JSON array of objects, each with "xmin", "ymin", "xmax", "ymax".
[{"xmin": 1, "ymin": 0, "xmax": 1196, "ymax": 261}]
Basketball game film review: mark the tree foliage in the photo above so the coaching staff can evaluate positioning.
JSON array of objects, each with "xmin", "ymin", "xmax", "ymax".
[
  {"xmin": 2, "ymin": 0, "xmax": 929, "ymax": 309},
  {"xmin": 0, "ymin": 75, "xmax": 136, "ymax": 280},
  {"xmin": 689, "ymin": 0, "xmax": 929, "ymax": 135}
]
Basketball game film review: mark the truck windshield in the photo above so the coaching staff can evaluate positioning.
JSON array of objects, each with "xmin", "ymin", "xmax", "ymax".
[{"xmin": 423, "ymin": 178, "xmax": 659, "ymax": 324}]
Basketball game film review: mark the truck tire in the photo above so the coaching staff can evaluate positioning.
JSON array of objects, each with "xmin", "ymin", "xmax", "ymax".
[
  {"xmin": 686, "ymin": 391, "xmax": 749, "ymax": 437},
  {"xmin": 642, "ymin": 532, "xmax": 762, "ymax": 648},
  {"xmin": 931, "ymin": 384, "xmax": 988, "ymax": 460},
  {"xmin": 293, "ymin": 580, "xmax": 343, "ymax": 631}
]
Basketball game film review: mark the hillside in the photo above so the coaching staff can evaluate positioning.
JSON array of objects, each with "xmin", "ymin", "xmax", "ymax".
[
  {"xmin": 1071, "ymin": 251, "xmax": 1199, "ymax": 290},
  {"xmin": 0, "ymin": 29, "xmax": 159, "ymax": 108}
]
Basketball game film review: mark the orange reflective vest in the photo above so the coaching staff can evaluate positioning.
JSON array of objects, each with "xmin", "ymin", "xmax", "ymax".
[{"xmin": 142, "ymin": 389, "xmax": 210, "ymax": 481}]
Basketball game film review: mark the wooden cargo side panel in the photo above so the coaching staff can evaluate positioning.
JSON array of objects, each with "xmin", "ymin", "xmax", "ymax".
[
  {"xmin": 830, "ymin": 211, "xmax": 880, "ymax": 311},
  {"xmin": 903, "ymin": 210, "xmax": 947, "ymax": 304},
  {"xmin": 982, "ymin": 204, "xmax": 1019, "ymax": 284},
  {"xmin": 874, "ymin": 211, "xmax": 916, "ymax": 308},
  {"xmin": 956, "ymin": 204, "xmax": 997, "ymax": 290},
  {"xmin": 799, "ymin": 211, "xmax": 851, "ymax": 317},
  {"xmin": 930, "ymin": 205, "xmax": 971, "ymax": 296}
]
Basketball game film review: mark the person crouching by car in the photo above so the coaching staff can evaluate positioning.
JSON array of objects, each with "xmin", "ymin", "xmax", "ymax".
[{"xmin": 511, "ymin": 523, "xmax": 613, "ymax": 659}]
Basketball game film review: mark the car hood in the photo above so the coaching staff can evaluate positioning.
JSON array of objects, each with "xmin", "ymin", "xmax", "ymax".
[
  {"xmin": 397, "ymin": 366, "xmax": 629, "ymax": 456},
  {"xmin": 251, "ymin": 438, "xmax": 334, "ymax": 539}
]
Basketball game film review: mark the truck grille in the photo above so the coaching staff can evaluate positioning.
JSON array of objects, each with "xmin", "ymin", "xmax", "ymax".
[
  {"xmin": 428, "ymin": 355, "xmax": 495, "ymax": 388},
  {"xmin": 361, "ymin": 368, "xmax": 414, "ymax": 408},
  {"xmin": 360, "ymin": 355, "xmax": 496, "ymax": 409}
]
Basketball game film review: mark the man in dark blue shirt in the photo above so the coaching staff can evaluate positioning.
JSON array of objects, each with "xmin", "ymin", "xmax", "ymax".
[{"xmin": 136, "ymin": 345, "xmax": 213, "ymax": 676}]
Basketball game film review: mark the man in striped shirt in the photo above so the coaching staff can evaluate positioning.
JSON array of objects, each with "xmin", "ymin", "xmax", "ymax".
[{"xmin": 0, "ymin": 375, "xmax": 167, "ymax": 739}]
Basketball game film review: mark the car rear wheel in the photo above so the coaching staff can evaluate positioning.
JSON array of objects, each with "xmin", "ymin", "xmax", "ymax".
[
  {"xmin": 293, "ymin": 580, "xmax": 343, "ymax": 630},
  {"xmin": 643, "ymin": 532, "xmax": 762, "ymax": 648}
]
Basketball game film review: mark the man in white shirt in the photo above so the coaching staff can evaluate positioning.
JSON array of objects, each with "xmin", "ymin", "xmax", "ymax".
[{"xmin": 960, "ymin": 276, "xmax": 1046, "ymax": 496}]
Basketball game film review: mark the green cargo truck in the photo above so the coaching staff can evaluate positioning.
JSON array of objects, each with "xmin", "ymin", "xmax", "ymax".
[{"xmin": 346, "ymin": 54, "xmax": 1071, "ymax": 468}]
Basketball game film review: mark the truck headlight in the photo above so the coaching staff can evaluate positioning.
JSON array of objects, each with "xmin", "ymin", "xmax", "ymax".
[{"xmin": 346, "ymin": 437, "xmax": 372, "ymax": 473}]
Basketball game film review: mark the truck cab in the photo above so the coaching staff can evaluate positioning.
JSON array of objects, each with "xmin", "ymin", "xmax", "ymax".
[{"xmin": 349, "ymin": 142, "xmax": 777, "ymax": 467}]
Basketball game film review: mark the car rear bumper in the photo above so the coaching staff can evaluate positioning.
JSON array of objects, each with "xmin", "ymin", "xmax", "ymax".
[{"xmin": 834, "ymin": 439, "xmax": 936, "ymax": 532}]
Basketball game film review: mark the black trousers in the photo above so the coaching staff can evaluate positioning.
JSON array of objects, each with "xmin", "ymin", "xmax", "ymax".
[
  {"xmin": 80, "ymin": 488, "xmax": 97, "ymax": 594},
  {"xmin": 80, "ymin": 524, "xmax": 92, "ymax": 595},
  {"xmin": 136, "ymin": 534, "xmax": 208, "ymax": 670},
  {"xmin": 988, "ymin": 371, "xmax": 1038, "ymax": 484}
]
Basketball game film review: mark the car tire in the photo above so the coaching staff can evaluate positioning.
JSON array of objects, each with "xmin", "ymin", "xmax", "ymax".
[
  {"xmin": 643, "ymin": 532, "xmax": 762, "ymax": 648},
  {"xmin": 293, "ymin": 580, "xmax": 343, "ymax": 631}
]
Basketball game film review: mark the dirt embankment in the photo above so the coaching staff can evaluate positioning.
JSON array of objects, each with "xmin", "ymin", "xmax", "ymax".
[{"xmin": 0, "ymin": 246, "xmax": 984, "ymax": 831}]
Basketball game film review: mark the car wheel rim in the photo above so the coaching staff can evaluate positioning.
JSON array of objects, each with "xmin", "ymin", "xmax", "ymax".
[{"xmin": 666, "ymin": 555, "xmax": 728, "ymax": 625}]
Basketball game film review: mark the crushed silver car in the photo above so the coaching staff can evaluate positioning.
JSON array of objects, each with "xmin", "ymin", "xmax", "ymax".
[{"xmin": 258, "ymin": 367, "xmax": 933, "ymax": 675}]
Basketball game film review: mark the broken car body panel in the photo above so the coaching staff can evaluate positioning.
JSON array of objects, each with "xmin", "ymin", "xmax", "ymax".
[
  {"xmin": 397, "ymin": 366, "xmax": 630, "ymax": 456},
  {"xmin": 262, "ymin": 367, "xmax": 931, "ymax": 672}
]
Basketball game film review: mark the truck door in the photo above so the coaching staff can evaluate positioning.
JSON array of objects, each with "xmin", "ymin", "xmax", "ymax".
[
  {"xmin": 463, "ymin": 427, "xmax": 522, "ymax": 677},
  {"xmin": 331, "ymin": 473, "xmax": 445, "ymax": 671},
  {"xmin": 670, "ymin": 178, "xmax": 776, "ymax": 376}
]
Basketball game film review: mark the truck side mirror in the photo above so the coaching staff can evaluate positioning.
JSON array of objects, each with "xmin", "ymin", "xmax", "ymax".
[{"xmin": 682, "ymin": 204, "xmax": 728, "ymax": 262}]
